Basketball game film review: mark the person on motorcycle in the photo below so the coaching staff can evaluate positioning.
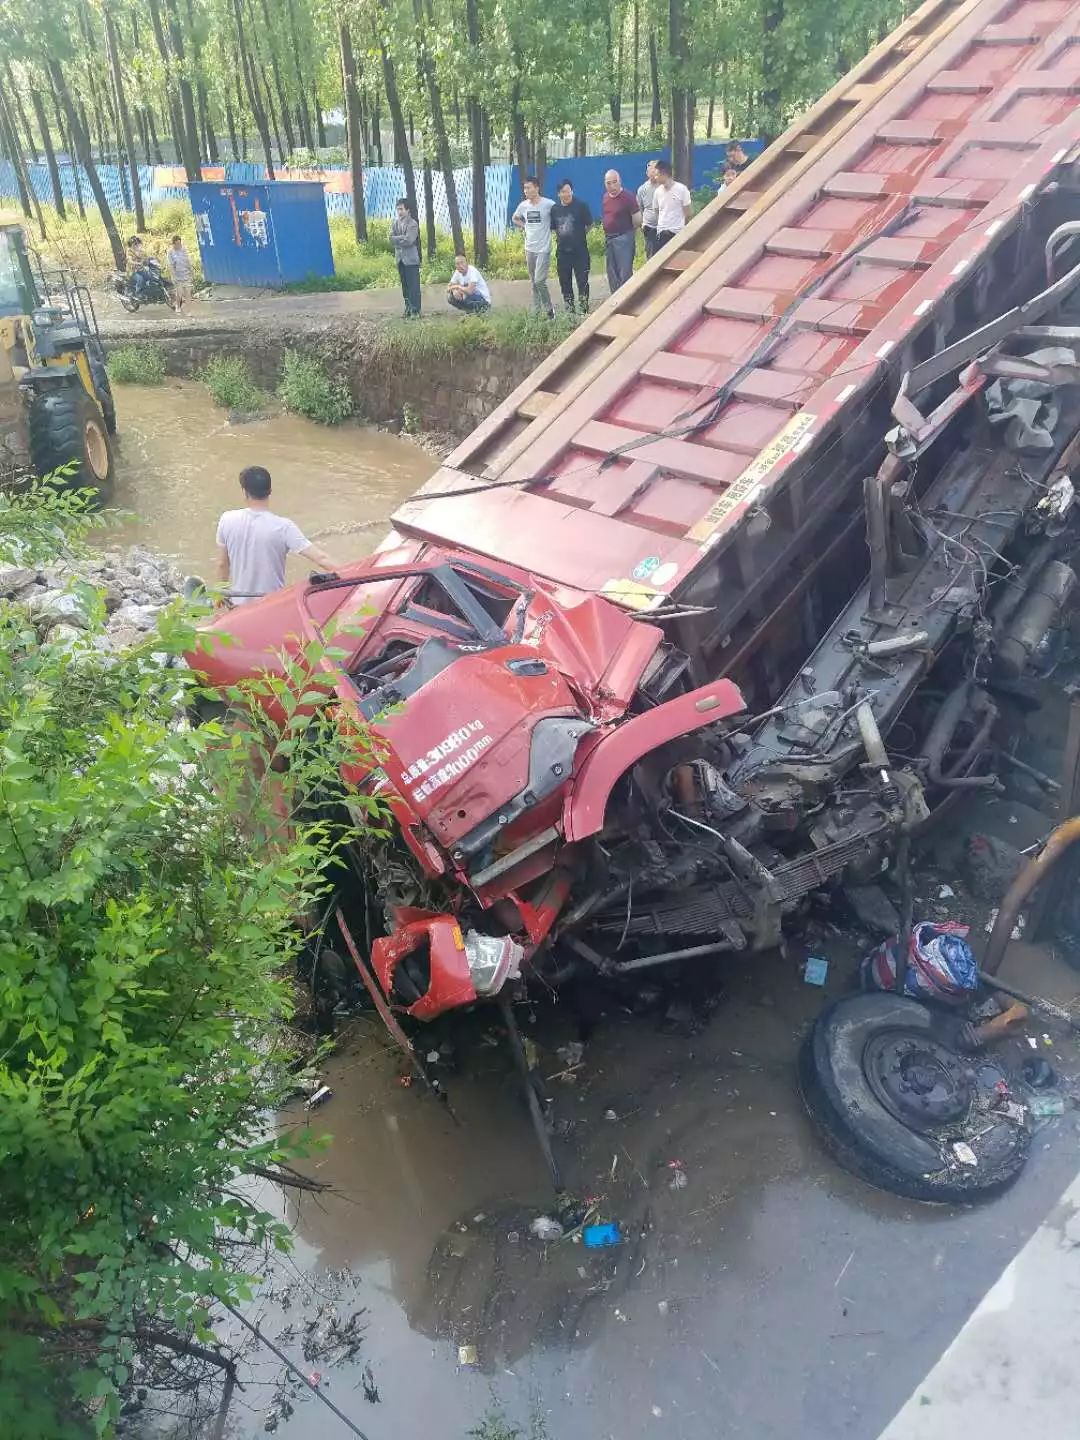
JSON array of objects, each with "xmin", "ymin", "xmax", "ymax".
[{"xmin": 127, "ymin": 236, "xmax": 149, "ymax": 302}]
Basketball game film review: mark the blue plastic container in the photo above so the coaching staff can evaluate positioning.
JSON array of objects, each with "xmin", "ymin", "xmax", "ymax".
[{"xmin": 187, "ymin": 180, "xmax": 335, "ymax": 288}]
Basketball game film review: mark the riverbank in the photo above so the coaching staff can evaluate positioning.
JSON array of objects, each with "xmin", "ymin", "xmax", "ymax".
[{"xmin": 98, "ymin": 285, "xmax": 594, "ymax": 442}]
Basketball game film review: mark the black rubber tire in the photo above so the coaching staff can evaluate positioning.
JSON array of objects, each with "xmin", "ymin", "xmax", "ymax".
[
  {"xmin": 27, "ymin": 383, "xmax": 115, "ymax": 503},
  {"xmin": 799, "ymin": 993, "xmax": 1030, "ymax": 1203},
  {"xmin": 119, "ymin": 293, "xmax": 139, "ymax": 313},
  {"xmin": 86, "ymin": 343, "xmax": 117, "ymax": 436}
]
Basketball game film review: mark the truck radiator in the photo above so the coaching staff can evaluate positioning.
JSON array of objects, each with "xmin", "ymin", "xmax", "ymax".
[{"xmin": 769, "ymin": 822, "xmax": 890, "ymax": 902}]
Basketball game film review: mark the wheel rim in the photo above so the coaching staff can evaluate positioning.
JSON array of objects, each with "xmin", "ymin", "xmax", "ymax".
[
  {"xmin": 863, "ymin": 1029, "xmax": 974, "ymax": 1134},
  {"xmin": 84, "ymin": 419, "xmax": 110, "ymax": 481}
]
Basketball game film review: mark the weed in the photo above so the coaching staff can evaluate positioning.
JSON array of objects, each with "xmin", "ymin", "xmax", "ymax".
[
  {"xmin": 201, "ymin": 354, "xmax": 266, "ymax": 413},
  {"xmin": 277, "ymin": 350, "xmax": 354, "ymax": 425},
  {"xmin": 372, "ymin": 308, "xmax": 580, "ymax": 372},
  {"xmin": 106, "ymin": 344, "xmax": 166, "ymax": 385},
  {"xmin": 401, "ymin": 401, "xmax": 421, "ymax": 435}
]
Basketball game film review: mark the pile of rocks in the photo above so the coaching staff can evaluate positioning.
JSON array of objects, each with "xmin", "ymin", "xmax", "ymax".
[{"xmin": 0, "ymin": 544, "xmax": 184, "ymax": 650}]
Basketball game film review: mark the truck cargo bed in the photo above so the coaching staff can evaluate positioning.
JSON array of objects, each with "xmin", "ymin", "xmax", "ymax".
[{"xmin": 392, "ymin": 0, "xmax": 1080, "ymax": 642}]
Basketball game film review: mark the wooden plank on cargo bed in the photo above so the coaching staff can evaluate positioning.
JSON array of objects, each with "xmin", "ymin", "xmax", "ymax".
[{"xmin": 516, "ymin": 390, "xmax": 557, "ymax": 420}]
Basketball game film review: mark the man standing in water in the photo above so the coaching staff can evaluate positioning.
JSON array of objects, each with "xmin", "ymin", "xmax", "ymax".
[{"xmin": 216, "ymin": 466, "xmax": 337, "ymax": 604}]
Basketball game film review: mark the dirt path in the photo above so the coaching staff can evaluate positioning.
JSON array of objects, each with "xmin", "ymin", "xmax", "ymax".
[{"xmin": 96, "ymin": 276, "xmax": 612, "ymax": 338}]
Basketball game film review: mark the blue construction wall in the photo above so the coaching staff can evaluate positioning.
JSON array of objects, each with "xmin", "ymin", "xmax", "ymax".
[{"xmin": 0, "ymin": 142, "xmax": 759, "ymax": 240}]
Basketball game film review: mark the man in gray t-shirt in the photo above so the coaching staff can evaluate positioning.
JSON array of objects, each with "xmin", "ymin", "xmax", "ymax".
[
  {"xmin": 637, "ymin": 160, "xmax": 659, "ymax": 259},
  {"xmin": 512, "ymin": 176, "xmax": 555, "ymax": 319},
  {"xmin": 216, "ymin": 466, "xmax": 337, "ymax": 604}
]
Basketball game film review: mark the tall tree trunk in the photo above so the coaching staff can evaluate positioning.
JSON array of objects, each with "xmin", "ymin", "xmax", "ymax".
[
  {"xmin": 421, "ymin": 156, "xmax": 436, "ymax": 260},
  {"xmin": 379, "ymin": 39, "xmax": 416, "ymax": 212},
  {"xmin": 0, "ymin": 93, "xmax": 35, "ymax": 224},
  {"xmin": 760, "ymin": 0, "xmax": 785, "ymax": 146},
  {"xmin": 464, "ymin": 0, "xmax": 487, "ymax": 264},
  {"xmin": 510, "ymin": 57, "xmax": 528, "ymax": 177},
  {"xmin": 338, "ymin": 18, "xmax": 368, "ymax": 243},
  {"xmin": 606, "ymin": 5, "xmax": 622, "ymax": 132},
  {"xmin": 706, "ymin": 56, "xmax": 719, "ymax": 137},
  {"xmin": 50, "ymin": 77, "xmax": 87, "ymax": 219},
  {"xmin": 3, "ymin": 64, "xmax": 37, "ymax": 161},
  {"xmin": 147, "ymin": 107, "xmax": 165, "ymax": 164},
  {"xmin": 147, "ymin": 0, "xmax": 191, "ymax": 173},
  {"xmin": 136, "ymin": 106, "xmax": 152, "ymax": 166},
  {"xmin": 246, "ymin": 0, "xmax": 286, "ymax": 163},
  {"xmin": 225, "ymin": 95, "xmax": 239, "ymax": 160},
  {"xmin": 285, "ymin": 0, "xmax": 315, "ymax": 150},
  {"xmin": 164, "ymin": 0, "xmax": 203, "ymax": 176},
  {"xmin": 105, "ymin": 6, "xmax": 146, "ymax": 230},
  {"xmin": 30, "ymin": 87, "xmax": 67, "ymax": 220},
  {"xmin": 315, "ymin": 91, "xmax": 326, "ymax": 147},
  {"xmin": 48, "ymin": 60, "xmax": 126, "ymax": 266},
  {"xmin": 257, "ymin": 0, "xmax": 296, "ymax": 156},
  {"xmin": 200, "ymin": 87, "xmax": 219, "ymax": 161},
  {"xmin": 233, "ymin": 0, "xmax": 276, "ymax": 176},
  {"xmin": 668, "ymin": 0, "xmax": 688, "ymax": 173},
  {"xmin": 632, "ymin": 0, "xmax": 640, "ymax": 137},
  {"xmin": 372, "ymin": 87, "xmax": 384, "ymax": 165},
  {"xmin": 648, "ymin": 31, "xmax": 662, "ymax": 130}
]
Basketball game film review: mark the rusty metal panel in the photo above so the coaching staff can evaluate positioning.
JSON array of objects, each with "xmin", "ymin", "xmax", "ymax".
[{"xmin": 393, "ymin": 0, "xmax": 1080, "ymax": 609}]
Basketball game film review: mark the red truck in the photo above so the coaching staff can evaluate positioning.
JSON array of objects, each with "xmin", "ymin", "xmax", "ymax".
[{"xmin": 194, "ymin": 0, "xmax": 1080, "ymax": 1190}]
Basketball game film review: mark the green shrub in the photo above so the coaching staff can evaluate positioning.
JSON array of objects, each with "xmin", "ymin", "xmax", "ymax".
[
  {"xmin": 106, "ymin": 344, "xmax": 166, "ymax": 385},
  {"xmin": 277, "ymin": 349, "xmax": 354, "ymax": 425},
  {"xmin": 201, "ymin": 354, "xmax": 266, "ymax": 413}
]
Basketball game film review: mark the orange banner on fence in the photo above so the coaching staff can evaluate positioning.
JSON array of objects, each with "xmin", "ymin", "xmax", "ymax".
[
  {"xmin": 152, "ymin": 166, "xmax": 227, "ymax": 187},
  {"xmin": 276, "ymin": 167, "xmax": 353, "ymax": 193}
]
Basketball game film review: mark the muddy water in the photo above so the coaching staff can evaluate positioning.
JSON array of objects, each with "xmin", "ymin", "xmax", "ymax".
[{"xmin": 107, "ymin": 380, "xmax": 435, "ymax": 578}]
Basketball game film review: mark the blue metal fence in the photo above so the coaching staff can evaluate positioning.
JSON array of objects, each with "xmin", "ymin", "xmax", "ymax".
[{"xmin": 0, "ymin": 144, "xmax": 757, "ymax": 240}]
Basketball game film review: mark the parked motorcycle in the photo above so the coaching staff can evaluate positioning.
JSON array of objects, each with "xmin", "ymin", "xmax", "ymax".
[{"xmin": 111, "ymin": 258, "xmax": 175, "ymax": 312}]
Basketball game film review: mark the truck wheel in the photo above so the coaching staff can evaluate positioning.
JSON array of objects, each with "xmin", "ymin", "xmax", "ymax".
[
  {"xmin": 86, "ymin": 345, "xmax": 117, "ymax": 435},
  {"xmin": 27, "ymin": 384, "xmax": 115, "ymax": 503},
  {"xmin": 799, "ymin": 993, "xmax": 1030, "ymax": 1202}
]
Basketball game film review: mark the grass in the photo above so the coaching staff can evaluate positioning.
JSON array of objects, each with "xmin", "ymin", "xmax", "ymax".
[
  {"xmin": 201, "ymin": 354, "xmax": 266, "ymax": 414},
  {"xmin": 277, "ymin": 349, "xmax": 354, "ymax": 424},
  {"xmin": 371, "ymin": 309, "xmax": 581, "ymax": 371},
  {"xmin": 106, "ymin": 344, "xmax": 166, "ymax": 385}
]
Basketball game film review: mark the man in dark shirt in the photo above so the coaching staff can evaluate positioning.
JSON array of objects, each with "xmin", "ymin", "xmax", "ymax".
[
  {"xmin": 601, "ymin": 169, "xmax": 639, "ymax": 294},
  {"xmin": 550, "ymin": 179, "xmax": 593, "ymax": 313}
]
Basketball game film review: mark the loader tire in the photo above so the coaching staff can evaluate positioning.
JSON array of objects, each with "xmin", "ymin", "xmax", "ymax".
[{"xmin": 28, "ymin": 384, "xmax": 114, "ymax": 504}]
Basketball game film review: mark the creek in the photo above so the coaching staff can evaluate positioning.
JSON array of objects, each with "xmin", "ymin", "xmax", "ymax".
[{"xmin": 106, "ymin": 379, "xmax": 435, "ymax": 579}]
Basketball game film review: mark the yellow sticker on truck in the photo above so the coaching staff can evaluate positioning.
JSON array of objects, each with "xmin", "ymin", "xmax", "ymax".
[{"xmin": 688, "ymin": 412, "xmax": 816, "ymax": 546}]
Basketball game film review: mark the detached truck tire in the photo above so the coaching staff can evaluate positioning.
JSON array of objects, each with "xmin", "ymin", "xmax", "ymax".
[{"xmin": 27, "ymin": 383, "xmax": 114, "ymax": 503}]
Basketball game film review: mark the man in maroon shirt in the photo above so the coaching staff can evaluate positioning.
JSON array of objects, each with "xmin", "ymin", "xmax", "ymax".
[{"xmin": 601, "ymin": 169, "xmax": 640, "ymax": 294}]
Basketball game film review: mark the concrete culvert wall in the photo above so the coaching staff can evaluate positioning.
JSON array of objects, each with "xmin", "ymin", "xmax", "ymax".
[{"xmin": 101, "ymin": 317, "xmax": 540, "ymax": 440}]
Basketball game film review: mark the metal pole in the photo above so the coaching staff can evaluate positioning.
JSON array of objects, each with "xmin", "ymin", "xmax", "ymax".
[{"xmin": 497, "ymin": 992, "xmax": 562, "ymax": 1193}]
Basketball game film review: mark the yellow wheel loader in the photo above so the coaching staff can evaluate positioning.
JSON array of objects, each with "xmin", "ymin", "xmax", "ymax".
[{"xmin": 0, "ymin": 217, "xmax": 115, "ymax": 501}]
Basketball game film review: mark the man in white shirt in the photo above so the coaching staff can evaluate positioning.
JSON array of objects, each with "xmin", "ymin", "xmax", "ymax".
[
  {"xmin": 636, "ymin": 159, "xmax": 659, "ymax": 259},
  {"xmin": 653, "ymin": 160, "xmax": 692, "ymax": 250},
  {"xmin": 446, "ymin": 254, "xmax": 492, "ymax": 313},
  {"xmin": 216, "ymin": 466, "xmax": 337, "ymax": 604},
  {"xmin": 511, "ymin": 175, "xmax": 555, "ymax": 319}
]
